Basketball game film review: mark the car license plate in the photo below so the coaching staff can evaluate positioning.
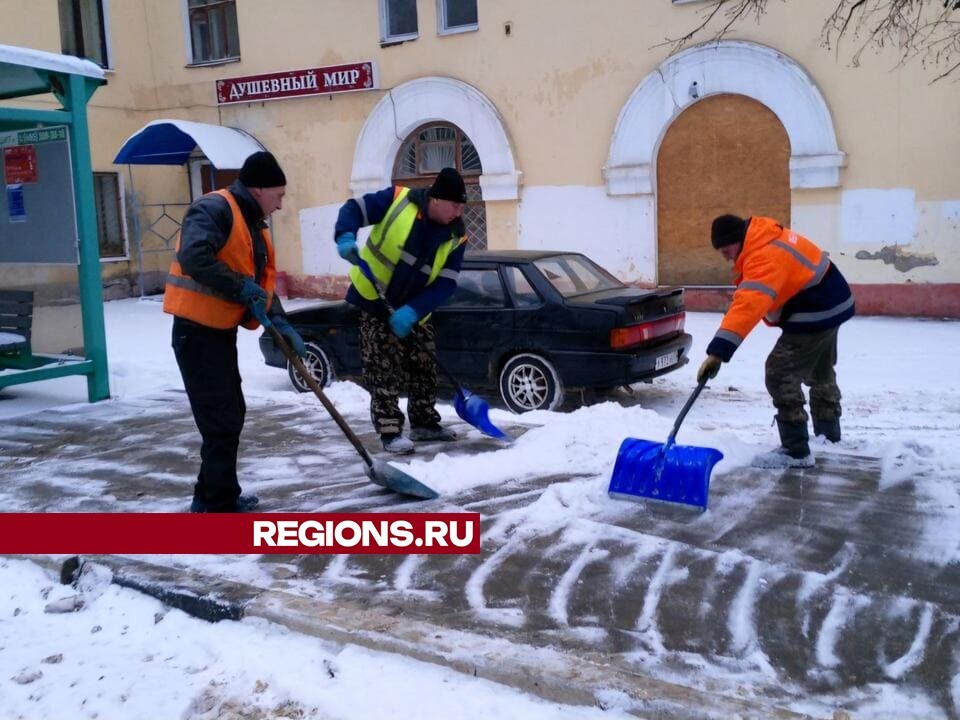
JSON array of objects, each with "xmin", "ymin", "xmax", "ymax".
[{"xmin": 655, "ymin": 350, "xmax": 677, "ymax": 371}]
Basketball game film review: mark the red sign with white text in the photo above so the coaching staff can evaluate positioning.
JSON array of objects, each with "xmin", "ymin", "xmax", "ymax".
[
  {"xmin": 0, "ymin": 512, "xmax": 480, "ymax": 555},
  {"xmin": 216, "ymin": 61, "xmax": 378, "ymax": 105},
  {"xmin": 3, "ymin": 145, "xmax": 38, "ymax": 184}
]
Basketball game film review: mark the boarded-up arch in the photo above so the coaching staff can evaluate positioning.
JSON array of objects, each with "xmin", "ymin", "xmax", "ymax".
[{"xmin": 656, "ymin": 94, "xmax": 790, "ymax": 286}]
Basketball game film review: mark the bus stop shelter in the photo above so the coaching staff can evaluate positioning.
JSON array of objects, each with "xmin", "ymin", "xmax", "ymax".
[{"xmin": 0, "ymin": 44, "xmax": 109, "ymax": 402}]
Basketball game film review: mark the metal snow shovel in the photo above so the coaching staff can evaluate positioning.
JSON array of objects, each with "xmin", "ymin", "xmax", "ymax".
[
  {"xmin": 608, "ymin": 378, "xmax": 723, "ymax": 511},
  {"xmin": 267, "ymin": 324, "xmax": 439, "ymax": 500},
  {"xmin": 350, "ymin": 252, "xmax": 511, "ymax": 441}
]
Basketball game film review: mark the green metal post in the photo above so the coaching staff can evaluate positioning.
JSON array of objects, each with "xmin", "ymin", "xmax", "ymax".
[{"xmin": 66, "ymin": 73, "xmax": 110, "ymax": 402}]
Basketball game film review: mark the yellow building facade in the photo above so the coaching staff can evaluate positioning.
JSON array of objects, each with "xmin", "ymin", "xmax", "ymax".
[{"xmin": 1, "ymin": 0, "xmax": 958, "ymax": 353}]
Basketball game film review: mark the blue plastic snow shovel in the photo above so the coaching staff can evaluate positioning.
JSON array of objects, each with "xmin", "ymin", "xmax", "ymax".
[
  {"xmin": 350, "ymin": 252, "xmax": 511, "ymax": 441},
  {"xmin": 268, "ymin": 324, "xmax": 439, "ymax": 500},
  {"xmin": 608, "ymin": 378, "xmax": 723, "ymax": 511}
]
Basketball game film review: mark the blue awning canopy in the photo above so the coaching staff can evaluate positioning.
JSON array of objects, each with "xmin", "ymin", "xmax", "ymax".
[{"xmin": 113, "ymin": 119, "xmax": 264, "ymax": 168}]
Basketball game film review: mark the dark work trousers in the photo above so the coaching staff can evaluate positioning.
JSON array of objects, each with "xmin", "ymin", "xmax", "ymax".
[
  {"xmin": 358, "ymin": 311, "xmax": 442, "ymax": 437},
  {"xmin": 172, "ymin": 316, "xmax": 245, "ymax": 511},
  {"xmin": 765, "ymin": 326, "xmax": 842, "ymax": 427}
]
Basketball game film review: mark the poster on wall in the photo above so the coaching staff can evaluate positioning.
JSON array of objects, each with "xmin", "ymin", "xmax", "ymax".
[
  {"xmin": 7, "ymin": 183, "xmax": 26, "ymax": 223},
  {"xmin": 3, "ymin": 145, "xmax": 38, "ymax": 184}
]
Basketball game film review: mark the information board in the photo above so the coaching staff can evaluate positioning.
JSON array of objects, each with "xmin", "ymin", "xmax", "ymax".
[{"xmin": 0, "ymin": 126, "xmax": 79, "ymax": 264}]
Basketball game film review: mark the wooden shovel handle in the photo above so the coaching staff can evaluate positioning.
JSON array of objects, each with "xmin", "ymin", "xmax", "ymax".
[{"xmin": 268, "ymin": 325, "xmax": 375, "ymax": 469}]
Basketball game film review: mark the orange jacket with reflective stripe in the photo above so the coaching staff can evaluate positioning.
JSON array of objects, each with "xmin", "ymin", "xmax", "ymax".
[
  {"xmin": 706, "ymin": 217, "xmax": 853, "ymax": 361},
  {"xmin": 163, "ymin": 189, "xmax": 276, "ymax": 330}
]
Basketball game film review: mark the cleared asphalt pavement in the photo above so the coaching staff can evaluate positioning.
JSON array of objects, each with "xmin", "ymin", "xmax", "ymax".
[{"xmin": 1, "ymin": 390, "xmax": 954, "ymax": 719}]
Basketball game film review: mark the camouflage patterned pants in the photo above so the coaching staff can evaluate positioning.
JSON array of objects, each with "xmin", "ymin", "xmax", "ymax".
[
  {"xmin": 359, "ymin": 311, "xmax": 441, "ymax": 436},
  {"xmin": 765, "ymin": 326, "xmax": 842, "ymax": 426}
]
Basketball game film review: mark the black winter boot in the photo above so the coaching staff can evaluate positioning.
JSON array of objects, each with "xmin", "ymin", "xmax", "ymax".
[
  {"xmin": 813, "ymin": 417, "xmax": 841, "ymax": 443},
  {"xmin": 776, "ymin": 416, "xmax": 811, "ymax": 457},
  {"xmin": 752, "ymin": 417, "xmax": 814, "ymax": 469},
  {"xmin": 190, "ymin": 494, "xmax": 260, "ymax": 513}
]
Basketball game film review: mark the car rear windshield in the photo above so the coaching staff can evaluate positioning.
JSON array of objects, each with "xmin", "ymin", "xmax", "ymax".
[{"xmin": 533, "ymin": 255, "xmax": 624, "ymax": 298}]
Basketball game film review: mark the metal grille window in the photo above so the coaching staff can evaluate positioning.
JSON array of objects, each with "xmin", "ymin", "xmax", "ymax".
[
  {"xmin": 438, "ymin": 0, "xmax": 478, "ymax": 35},
  {"xmin": 380, "ymin": 0, "xmax": 418, "ymax": 43},
  {"xmin": 394, "ymin": 123, "xmax": 487, "ymax": 250},
  {"xmin": 93, "ymin": 172, "xmax": 126, "ymax": 259},
  {"xmin": 58, "ymin": 0, "xmax": 109, "ymax": 68},
  {"xmin": 188, "ymin": 0, "xmax": 240, "ymax": 64}
]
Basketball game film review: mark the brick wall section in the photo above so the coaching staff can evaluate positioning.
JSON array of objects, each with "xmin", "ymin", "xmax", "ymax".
[{"xmin": 679, "ymin": 284, "xmax": 960, "ymax": 318}]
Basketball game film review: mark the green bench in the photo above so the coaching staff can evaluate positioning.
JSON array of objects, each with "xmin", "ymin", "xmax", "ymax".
[
  {"xmin": 0, "ymin": 289, "xmax": 36, "ymax": 370},
  {"xmin": 0, "ymin": 289, "xmax": 98, "ymax": 392}
]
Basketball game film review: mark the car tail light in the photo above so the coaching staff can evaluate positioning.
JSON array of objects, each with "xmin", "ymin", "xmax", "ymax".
[{"xmin": 610, "ymin": 312, "xmax": 685, "ymax": 349}]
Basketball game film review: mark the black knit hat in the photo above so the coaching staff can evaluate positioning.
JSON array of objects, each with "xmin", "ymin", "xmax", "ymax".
[
  {"xmin": 711, "ymin": 214, "xmax": 748, "ymax": 249},
  {"xmin": 429, "ymin": 167, "xmax": 467, "ymax": 203},
  {"xmin": 239, "ymin": 151, "xmax": 287, "ymax": 188}
]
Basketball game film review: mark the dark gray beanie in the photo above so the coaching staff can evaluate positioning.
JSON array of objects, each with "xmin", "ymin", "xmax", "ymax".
[
  {"xmin": 429, "ymin": 167, "xmax": 467, "ymax": 203},
  {"xmin": 711, "ymin": 214, "xmax": 748, "ymax": 249},
  {"xmin": 239, "ymin": 151, "xmax": 287, "ymax": 188}
]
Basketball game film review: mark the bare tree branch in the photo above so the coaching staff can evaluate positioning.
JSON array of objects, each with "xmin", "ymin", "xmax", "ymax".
[
  {"xmin": 654, "ymin": 0, "xmax": 774, "ymax": 53},
  {"xmin": 668, "ymin": 0, "xmax": 960, "ymax": 81}
]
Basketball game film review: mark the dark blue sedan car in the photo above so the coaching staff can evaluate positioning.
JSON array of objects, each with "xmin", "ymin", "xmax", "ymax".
[{"xmin": 260, "ymin": 251, "xmax": 692, "ymax": 413}]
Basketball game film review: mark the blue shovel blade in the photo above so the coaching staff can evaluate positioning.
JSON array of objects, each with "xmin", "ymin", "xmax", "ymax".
[
  {"xmin": 366, "ymin": 459, "xmax": 439, "ymax": 500},
  {"xmin": 455, "ymin": 389, "xmax": 511, "ymax": 441},
  {"xmin": 608, "ymin": 437, "xmax": 724, "ymax": 511}
]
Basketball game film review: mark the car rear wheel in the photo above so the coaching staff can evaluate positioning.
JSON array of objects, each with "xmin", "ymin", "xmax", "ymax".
[
  {"xmin": 499, "ymin": 353, "xmax": 564, "ymax": 413},
  {"xmin": 287, "ymin": 342, "xmax": 333, "ymax": 392}
]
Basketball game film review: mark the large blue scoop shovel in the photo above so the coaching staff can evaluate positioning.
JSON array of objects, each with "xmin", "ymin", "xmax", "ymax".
[
  {"xmin": 608, "ymin": 378, "xmax": 723, "ymax": 511},
  {"xmin": 352, "ymin": 253, "xmax": 511, "ymax": 441}
]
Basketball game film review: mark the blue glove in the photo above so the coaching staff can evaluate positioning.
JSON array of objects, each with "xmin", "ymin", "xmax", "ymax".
[
  {"xmin": 248, "ymin": 297, "xmax": 271, "ymax": 328},
  {"xmin": 238, "ymin": 278, "xmax": 267, "ymax": 304},
  {"xmin": 389, "ymin": 305, "xmax": 419, "ymax": 339},
  {"xmin": 238, "ymin": 279, "xmax": 271, "ymax": 327},
  {"xmin": 272, "ymin": 317, "xmax": 307, "ymax": 358},
  {"xmin": 336, "ymin": 233, "xmax": 358, "ymax": 263}
]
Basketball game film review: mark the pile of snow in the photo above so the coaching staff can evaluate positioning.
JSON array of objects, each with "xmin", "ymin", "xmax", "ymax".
[{"xmin": 0, "ymin": 558, "xmax": 632, "ymax": 720}]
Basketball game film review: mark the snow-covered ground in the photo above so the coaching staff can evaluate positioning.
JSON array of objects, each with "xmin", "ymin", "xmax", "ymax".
[
  {"xmin": 1, "ymin": 296, "xmax": 959, "ymax": 719},
  {"xmin": 4, "ymin": 295, "xmax": 957, "ymax": 495},
  {"xmin": 0, "ymin": 557, "xmax": 629, "ymax": 720}
]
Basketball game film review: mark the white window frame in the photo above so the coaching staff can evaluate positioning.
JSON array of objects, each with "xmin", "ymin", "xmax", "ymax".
[
  {"xmin": 379, "ymin": 0, "xmax": 419, "ymax": 44},
  {"xmin": 93, "ymin": 171, "xmax": 129, "ymax": 262},
  {"xmin": 188, "ymin": 155, "xmax": 208, "ymax": 202},
  {"xmin": 59, "ymin": 0, "xmax": 114, "ymax": 70},
  {"xmin": 181, "ymin": 0, "xmax": 241, "ymax": 67},
  {"xmin": 102, "ymin": 0, "xmax": 114, "ymax": 70},
  {"xmin": 437, "ymin": 0, "xmax": 478, "ymax": 36}
]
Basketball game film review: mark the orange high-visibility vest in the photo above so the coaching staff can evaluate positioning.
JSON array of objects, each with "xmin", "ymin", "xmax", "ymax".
[
  {"xmin": 163, "ymin": 189, "xmax": 276, "ymax": 330},
  {"xmin": 717, "ymin": 217, "xmax": 832, "ymax": 343}
]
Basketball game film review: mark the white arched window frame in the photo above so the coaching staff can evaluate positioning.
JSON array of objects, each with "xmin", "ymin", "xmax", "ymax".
[
  {"xmin": 605, "ymin": 41, "xmax": 845, "ymax": 196},
  {"xmin": 350, "ymin": 76, "xmax": 519, "ymax": 201}
]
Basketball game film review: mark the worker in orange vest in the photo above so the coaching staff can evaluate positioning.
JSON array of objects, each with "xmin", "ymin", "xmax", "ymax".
[
  {"xmin": 698, "ymin": 215, "xmax": 855, "ymax": 468},
  {"xmin": 164, "ymin": 151, "xmax": 305, "ymax": 512}
]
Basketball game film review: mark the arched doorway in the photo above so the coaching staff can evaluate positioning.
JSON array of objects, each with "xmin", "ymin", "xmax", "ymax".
[
  {"xmin": 392, "ymin": 122, "xmax": 487, "ymax": 250},
  {"xmin": 656, "ymin": 93, "xmax": 790, "ymax": 286}
]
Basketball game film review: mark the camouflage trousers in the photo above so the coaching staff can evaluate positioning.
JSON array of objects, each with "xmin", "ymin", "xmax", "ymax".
[
  {"xmin": 765, "ymin": 326, "xmax": 842, "ymax": 426},
  {"xmin": 359, "ymin": 310, "xmax": 441, "ymax": 436}
]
